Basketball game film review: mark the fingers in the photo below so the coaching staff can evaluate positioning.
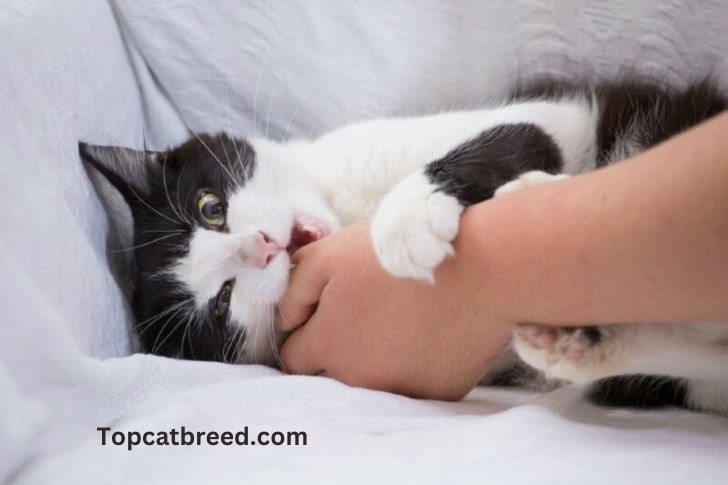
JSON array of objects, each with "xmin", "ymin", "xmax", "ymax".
[
  {"xmin": 277, "ymin": 247, "xmax": 330, "ymax": 331},
  {"xmin": 279, "ymin": 316, "xmax": 325, "ymax": 375}
]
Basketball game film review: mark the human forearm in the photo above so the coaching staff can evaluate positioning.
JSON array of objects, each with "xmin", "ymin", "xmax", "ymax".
[
  {"xmin": 278, "ymin": 113, "xmax": 728, "ymax": 399},
  {"xmin": 457, "ymin": 112, "xmax": 728, "ymax": 326}
]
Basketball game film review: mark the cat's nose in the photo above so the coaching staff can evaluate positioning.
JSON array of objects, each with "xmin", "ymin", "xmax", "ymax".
[{"xmin": 251, "ymin": 232, "xmax": 285, "ymax": 268}]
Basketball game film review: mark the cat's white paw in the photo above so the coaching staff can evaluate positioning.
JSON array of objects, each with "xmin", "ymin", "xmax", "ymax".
[
  {"xmin": 371, "ymin": 172, "xmax": 463, "ymax": 283},
  {"xmin": 513, "ymin": 324, "xmax": 613, "ymax": 383},
  {"xmin": 494, "ymin": 170, "xmax": 570, "ymax": 197}
]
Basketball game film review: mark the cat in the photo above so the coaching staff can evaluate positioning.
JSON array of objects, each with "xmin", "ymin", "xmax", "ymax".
[{"xmin": 80, "ymin": 77, "xmax": 728, "ymax": 415}]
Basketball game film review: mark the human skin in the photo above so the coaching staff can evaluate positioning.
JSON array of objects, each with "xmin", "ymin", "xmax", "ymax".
[{"xmin": 278, "ymin": 112, "xmax": 728, "ymax": 401}]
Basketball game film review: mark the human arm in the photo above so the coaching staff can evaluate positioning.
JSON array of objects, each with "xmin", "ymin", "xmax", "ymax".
[
  {"xmin": 477, "ymin": 110, "xmax": 728, "ymax": 326},
  {"xmin": 278, "ymin": 112, "xmax": 728, "ymax": 399}
]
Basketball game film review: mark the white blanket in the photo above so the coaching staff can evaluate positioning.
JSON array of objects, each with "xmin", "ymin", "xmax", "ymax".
[{"xmin": 2, "ymin": 1, "xmax": 727, "ymax": 483}]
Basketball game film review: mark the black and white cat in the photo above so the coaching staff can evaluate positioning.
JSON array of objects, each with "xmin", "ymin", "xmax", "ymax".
[{"xmin": 81, "ymin": 78, "xmax": 728, "ymax": 415}]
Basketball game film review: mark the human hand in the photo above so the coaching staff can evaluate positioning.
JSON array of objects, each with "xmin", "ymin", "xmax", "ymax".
[{"xmin": 277, "ymin": 219, "xmax": 514, "ymax": 401}]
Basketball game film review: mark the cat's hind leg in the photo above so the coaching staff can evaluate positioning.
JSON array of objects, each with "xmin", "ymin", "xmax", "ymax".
[
  {"xmin": 514, "ymin": 322, "xmax": 728, "ymax": 415},
  {"xmin": 513, "ymin": 324, "xmax": 627, "ymax": 384}
]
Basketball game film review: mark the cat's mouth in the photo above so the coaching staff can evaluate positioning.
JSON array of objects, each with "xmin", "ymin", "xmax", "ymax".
[{"xmin": 286, "ymin": 215, "xmax": 330, "ymax": 255}]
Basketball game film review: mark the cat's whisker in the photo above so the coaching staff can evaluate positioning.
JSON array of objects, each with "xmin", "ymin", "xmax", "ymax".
[
  {"xmin": 249, "ymin": 310, "xmax": 261, "ymax": 366},
  {"xmin": 182, "ymin": 307, "xmax": 203, "ymax": 359},
  {"xmin": 304, "ymin": 119, "xmax": 324, "ymax": 140},
  {"xmin": 161, "ymin": 154, "xmax": 192, "ymax": 226},
  {"xmin": 125, "ymin": 180, "xmax": 181, "ymax": 226},
  {"xmin": 281, "ymin": 76, "xmax": 323, "ymax": 143},
  {"xmin": 177, "ymin": 302, "xmax": 203, "ymax": 359},
  {"xmin": 150, "ymin": 318, "xmax": 184, "ymax": 356},
  {"xmin": 179, "ymin": 310, "xmax": 191, "ymax": 359},
  {"xmin": 142, "ymin": 267, "xmax": 173, "ymax": 283},
  {"xmin": 277, "ymin": 293, "xmax": 297, "ymax": 325},
  {"xmin": 267, "ymin": 311, "xmax": 279, "ymax": 369},
  {"xmin": 225, "ymin": 325, "xmax": 244, "ymax": 365},
  {"xmin": 150, "ymin": 299, "xmax": 196, "ymax": 355},
  {"xmin": 140, "ymin": 305, "xmax": 188, "ymax": 346},
  {"xmin": 233, "ymin": 326, "xmax": 247, "ymax": 364},
  {"xmin": 189, "ymin": 305, "xmax": 205, "ymax": 340},
  {"xmin": 272, "ymin": 303, "xmax": 286, "ymax": 372},
  {"xmin": 193, "ymin": 133, "xmax": 239, "ymax": 187},
  {"xmin": 223, "ymin": 80, "xmax": 248, "ymax": 185},
  {"xmin": 220, "ymin": 317, "xmax": 235, "ymax": 363},
  {"xmin": 220, "ymin": 314, "xmax": 237, "ymax": 364},
  {"xmin": 174, "ymin": 160, "xmax": 190, "ymax": 222},
  {"xmin": 252, "ymin": 47, "xmax": 270, "ymax": 139},
  {"xmin": 139, "ymin": 229, "xmax": 187, "ymax": 235},
  {"xmin": 265, "ymin": 88, "xmax": 276, "ymax": 140},
  {"xmin": 236, "ymin": 149, "xmax": 250, "ymax": 184},
  {"xmin": 134, "ymin": 299, "xmax": 189, "ymax": 340},
  {"xmin": 218, "ymin": 129, "xmax": 240, "ymax": 187},
  {"xmin": 281, "ymin": 101, "xmax": 302, "ymax": 144},
  {"xmin": 112, "ymin": 233, "xmax": 182, "ymax": 253},
  {"xmin": 186, "ymin": 314, "xmax": 197, "ymax": 360},
  {"xmin": 221, "ymin": 328, "xmax": 234, "ymax": 364}
]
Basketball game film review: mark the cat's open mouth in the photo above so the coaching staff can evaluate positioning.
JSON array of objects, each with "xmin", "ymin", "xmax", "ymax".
[{"xmin": 287, "ymin": 215, "xmax": 330, "ymax": 255}]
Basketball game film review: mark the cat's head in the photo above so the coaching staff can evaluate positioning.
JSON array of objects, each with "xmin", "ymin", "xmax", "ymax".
[{"xmin": 80, "ymin": 134, "xmax": 338, "ymax": 364}]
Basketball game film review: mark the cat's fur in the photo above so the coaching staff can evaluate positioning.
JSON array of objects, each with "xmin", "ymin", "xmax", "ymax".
[{"xmin": 81, "ymin": 78, "xmax": 728, "ymax": 415}]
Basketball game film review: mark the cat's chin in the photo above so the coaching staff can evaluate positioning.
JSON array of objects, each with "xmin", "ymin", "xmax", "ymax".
[{"xmin": 287, "ymin": 212, "xmax": 331, "ymax": 254}]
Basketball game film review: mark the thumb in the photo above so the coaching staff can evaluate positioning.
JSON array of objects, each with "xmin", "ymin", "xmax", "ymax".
[{"xmin": 277, "ymin": 246, "xmax": 330, "ymax": 331}]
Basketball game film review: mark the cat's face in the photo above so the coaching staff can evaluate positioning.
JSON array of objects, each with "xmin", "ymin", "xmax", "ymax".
[{"xmin": 80, "ymin": 134, "xmax": 338, "ymax": 364}]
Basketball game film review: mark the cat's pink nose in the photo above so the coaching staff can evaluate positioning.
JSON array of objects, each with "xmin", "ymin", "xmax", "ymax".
[{"xmin": 252, "ymin": 232, "xmax": 284, "ymax": 268}]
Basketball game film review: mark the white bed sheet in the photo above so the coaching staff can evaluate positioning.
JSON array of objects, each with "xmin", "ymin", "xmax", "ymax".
[{"xmin": 2, "ymin": 1, "xmax": 728, "ymax": 483}]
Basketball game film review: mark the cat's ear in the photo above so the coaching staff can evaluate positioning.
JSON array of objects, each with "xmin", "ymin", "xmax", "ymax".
[{"xmin": 79, "ymin": 142, "xmax": 163, "ymax": 202}]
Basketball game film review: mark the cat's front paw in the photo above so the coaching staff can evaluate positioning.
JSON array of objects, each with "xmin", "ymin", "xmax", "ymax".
[
  {"xmin": 513, "ymin": 324, "xmax": 612, "ymax": 383},
  {"xmin": 494, "ymin": 170, "xmax": 570, "ymax": 197},
  {"xmin": 371, "ymin": 172, "xmax": 463, "ymax": 283}
]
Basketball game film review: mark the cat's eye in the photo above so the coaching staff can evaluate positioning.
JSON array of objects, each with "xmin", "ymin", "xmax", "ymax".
[
  {"xmin": 197, "ymin": 191, "xmax": 226, "ymax": 229},
  {"xmin": 214, "ymin": 281, "xmax": 233, "ymax": 320}
]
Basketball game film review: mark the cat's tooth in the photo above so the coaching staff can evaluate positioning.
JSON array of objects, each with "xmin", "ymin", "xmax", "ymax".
[{"xmin": 302, "ymin": 223, "xmax": 324, "ymax": 239}]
